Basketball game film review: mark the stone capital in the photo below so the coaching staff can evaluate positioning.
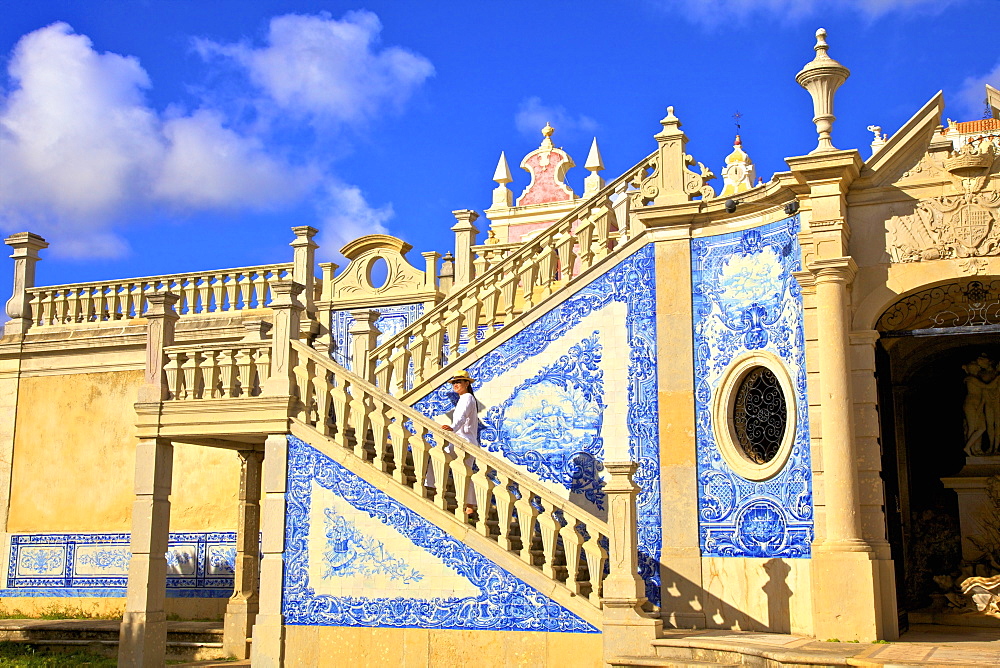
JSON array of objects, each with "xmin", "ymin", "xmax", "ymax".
[
  {"xmin": 289, "ymin": 225, "xmax": 319, "ymax": 248},
  {"xmin": 451, "ymin": 209, "xmax": 480, "ymax": 233},
  {"xmin": 785, "ymin": 149, "xmax": 864, "ymax": 188},
  {"xmin": 145, "ymin": 292, "xmax": 180, "ymax": 320},
  {"xmin": 849, "ymin": 329, "xmax": 880, "ymax": 346},
  {"xmin": 4, "ymin": 231, "xmax": 49, "ymax": 259},
  {"xmin": 268, "ymin": 280, "xmax": 305, "ymax": 308},
  {"xmin": 808, "ymin": 256, "xmax": 857, "ymax": 284}
]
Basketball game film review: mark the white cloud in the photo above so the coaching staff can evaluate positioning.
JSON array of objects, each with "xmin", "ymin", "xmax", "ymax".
[
  {"xmin": 196, "ymin": 11, "xmax": 434, "ymax": 125},
  {"xmin": 315, "ymin": 182, "xmax": 392, "ymax": 259},
  {"xmin": 667, "ymin": 0, "xmax": 955, "ymax": 26},
  {"xmin": 515, "ymin": 97, "xmax": 598, "ymax": 139},
  {"xmin": 954, "ymin": 60, "xmax": 1000, "ymax": 120}
]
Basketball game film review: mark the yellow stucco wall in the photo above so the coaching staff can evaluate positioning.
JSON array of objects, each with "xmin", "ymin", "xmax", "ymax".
[
  {"xmin": 7, "ymin": 370, "xmax": 240, "ymax": 533},
  {"xmin": 283, "ymin": 625, "xmax": 603, "ymax": 668}
]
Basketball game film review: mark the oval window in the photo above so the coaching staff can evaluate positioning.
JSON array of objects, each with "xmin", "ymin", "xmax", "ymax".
[{"xmin": 732, "ymin": 367, "xmax": 786, "ymax": 465}]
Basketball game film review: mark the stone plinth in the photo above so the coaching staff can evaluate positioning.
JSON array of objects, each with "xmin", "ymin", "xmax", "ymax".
[{"xmin": 942, "ymin": 456, "xmax": 1000, "ymax": 561}]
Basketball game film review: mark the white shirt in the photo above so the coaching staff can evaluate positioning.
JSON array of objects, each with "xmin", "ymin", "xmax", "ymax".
[{"xmin": 450, "ymin": 393, "xmax": 479, "ymax": 446}]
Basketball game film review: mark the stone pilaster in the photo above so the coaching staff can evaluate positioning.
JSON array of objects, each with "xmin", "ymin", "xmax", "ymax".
[
  {"xmin": 138, "ymin": 293, "xmax": 179, "ymax": 403},
  {"xmin": 250, "ymin": 434, "xmax": 289, "ymax": 667},
  {"xmin": 223, "ymin": 449, "xmax": 263, "ymax": 659},
  {"xmin": 261, "ymin": 281, "xmax": 304, "ymax": 397},
  {"xmin": 451, "ymin": 210, "xmax": 479, "ymax": 288},
  {"xmin": 118, "ymin": 438, "xmax": 173, "ymax": 667},
  {"xmin": 348, "ymin": 309, "xmax": 381, "ymax": 380},
  {"xmin": 3, "ymin": 232, "xmax": 48, "ymax": 337}
]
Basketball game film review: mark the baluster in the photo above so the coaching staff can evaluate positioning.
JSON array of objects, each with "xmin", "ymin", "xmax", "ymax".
[
  {"xmin": 473, "ymin": 252, "xmax": 488, "ymax": 279},
  {"xmin": 223, "ymin": 272, "xmax": 238, "ymax": 311},
  {"xmin": 478, "ymin": 282, "xmax": 500, "ymax": 341},
  {"xmin": 347, "ymin": 381, "xmax": 369, "ymax": 459},
  {"xmin": 388, "ymin": 347, "xmax": 410, "ymax": 396},
  {"xmin": 54, "ymin": 289, "xmax": 68, "ymax": 324},
  {"xmin": 409, "ymin": 333, "xmax": 429, "ymax": 387},
  {"xmin": 253, "ymin": 272, "xmax": 268, "ymax": 308},
  {"xmin": 237, "ymin": 273, "xmax": 252, "ymax": 309},
  {"xmin": 460, "ymin": 295, "xmax": 481, "ymax": 353},
  {"xmin": 582, "ymin": 530, "xmax": 608, "ymax": 604},
  {"xmin": 492, "ymin": 471, "xmax": 517, "ymax": 551},
  {"xmin": 470, "ymin": 464, "xmax": 495, "ymax": 537},
  {"xmin": 329, "ymin": 375, "xmax": 351, "ymax": 438},
  {"xmin": 498, "ymin": 274, "xmax": 518, "ymax": 324},
  {"xmin": 67, "ymin": 288, "xmax": 81, "ymax": 323},
  {"xmin": 575, "ymin": 214, "xmax": 596, "ymax": 269},
  {"xmin": 312, "ymin": 365, "xmax": 331, "ymax": 435},
  {"xmin": 164, "ymin": 351, "xmax": 183, "ymax": 399},
  {"xmin": 424, "ymin": 324, "xmax": 445, "ymax": 375},
  {"xmin": 448, "ymin": 442, "xmax": 474, "ymax": 522},
  {"xmin": 561, "ymin": 512, "xmax": 586, "ymax": 595},
  {"xmin": 185, "ymin": 278, "xmax": 200, "ymax": 315},
  {"xmin": 591, "ymin": 203, "xmax": 612, "ymax": 260},
  {"xmin": 367, "ymin": 396, "xmax": 390, "ymax": 469},
  {"xmin": 217, "ymin": 349, "xmax": 236, "ymax": 397},
  {"xmin": 538, "ymin": 503, "xmax": 562, "ymax": 579},
  {"xmin": 519, "ymin": 257, "xmax": 539, "ymax": 310},
  {"xmin": 198, "ymin": 350, "xmax": 217, "ymax": 399},
  {"xmin": 427, "ymin": 433, "xmax": 455, "ymax": 511},
  {"xmin": 235, "ymin": 347, "xmax": 253, "ymax": 397},
  {"xmin": 536, "ymin": 244, "xmax": 557, "ymax": 297},
  {"xmin": 106, "ymin": 283, "xmax": 121, "ymax": 320},
  {"xmin": 40, "ymin": 290, "xmax": 55, "ymax": 325},
  {"xmin": 407, "ymin": 424, "xmax": 431, "ymax": 496},
  {"xmin": 178, "ymin": 352, "xmax": 196, "ymax": 399},
  {"xmin": 554, "ymin": 230, "xmax": 577, "ymax": 283},
  {"xmin": 387, "ymin": 411, "xmax": 410, "ymax": 485},
  {"xmin": 210, "ymin": 273, "xmax": 224, "ymax": 313},
  {"xmin": 293, "ymin": 354, "xmax": 314, "ymax": 423},
  {"xmin": 373, "ymin": 361, "xmax": 392, "ymax": 392},
  {"xmin": 254, "ymin": 347, "xmax": 270, "ymax": 395},
  {"xmin": 513, "ymin": 491, "xmax": 540, "ymax": 566},
  {"xmin": 443, "ymin": 312, "xmax": 463, "ymax": 362}
]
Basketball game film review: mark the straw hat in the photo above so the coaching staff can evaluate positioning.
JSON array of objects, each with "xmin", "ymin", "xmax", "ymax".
[{"xmin": 448, "ymin": 370, "xmax": 476, "ymax": 383}]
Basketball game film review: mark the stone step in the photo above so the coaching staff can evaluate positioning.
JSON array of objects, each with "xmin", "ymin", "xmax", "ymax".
[
  {"xmin": 610, "ymin": 656, "xmax": 739, "ymax": 667},
  {"xmin": 0, "ymin": 619, "xmax": 228, "ymax": 662}
]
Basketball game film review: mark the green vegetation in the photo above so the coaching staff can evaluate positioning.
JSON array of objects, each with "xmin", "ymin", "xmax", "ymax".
[
  {"xmin": 0, "ymin": 642, "xmax": 116, "ymax": 667},
  {"xmin": 0, "ymin": 606, "xmax": 119, "ymax": 621}
]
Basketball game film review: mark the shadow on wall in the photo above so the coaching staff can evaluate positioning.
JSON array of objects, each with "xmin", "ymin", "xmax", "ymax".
[{"xmin": 659, "ymin": 558, "xmax": 794, "ymax": 633}]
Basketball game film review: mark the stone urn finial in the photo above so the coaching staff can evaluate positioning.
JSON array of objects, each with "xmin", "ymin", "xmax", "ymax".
[{"xmin": 796, "ymin": 28, "xmax": 851, "ymax": 154}]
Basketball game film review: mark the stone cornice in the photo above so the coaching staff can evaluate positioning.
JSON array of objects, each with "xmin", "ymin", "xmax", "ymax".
[{"xmin": 808, "ymin": 256, "xmax": 859, "ymax": 283}]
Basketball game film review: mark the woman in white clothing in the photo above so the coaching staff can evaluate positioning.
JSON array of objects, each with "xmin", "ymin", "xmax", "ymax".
[{"xmin": 430, "ymin": 370, "xmax": 479, "ymax": 511}]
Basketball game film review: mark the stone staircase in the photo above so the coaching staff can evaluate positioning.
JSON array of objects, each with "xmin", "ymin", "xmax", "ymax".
[{"xmin": 0, "ymin": 618, "xmax": 226, "ymax": 662}]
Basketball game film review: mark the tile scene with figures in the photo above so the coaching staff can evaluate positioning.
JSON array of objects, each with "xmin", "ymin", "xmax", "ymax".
[
  {"xmin": 282, "ymin": 436, "xmax": 598, "ymax": 633},
  {"xmin": 0, "ymin": 532, "xmax": 239, "ymax": 597},
  {"xmin": 691, "ymin": 216, "xmax": 814, "ymax": 558},
  {"xmin": 410, "ymin": 244, "xmax": 662, "ymax": 606}
]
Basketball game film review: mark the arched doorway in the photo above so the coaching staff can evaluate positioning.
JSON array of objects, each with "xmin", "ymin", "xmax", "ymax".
[{"xmin": 875, "ymin": 278, "xmax": 1000, "ymax": 624}]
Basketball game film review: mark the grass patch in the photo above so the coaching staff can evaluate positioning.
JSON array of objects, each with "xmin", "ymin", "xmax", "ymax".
[
  {"xmin": 825, "ymin": 638, "xmax": 841, "ymax": 642},
  {"xmin": 0, "ymin": 606, "xmax": 119, "ymax": 621},
  {"xmin": 872, "ymin": 639, "xmax": 890, "ymax": 644},
  {"xmin": 0, "ymin": 642, "xmax": 116, "ymax": 666}
]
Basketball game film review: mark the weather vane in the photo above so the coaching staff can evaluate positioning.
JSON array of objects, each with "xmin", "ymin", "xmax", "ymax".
[{"xmin": 733, "ymin": 110, "xmax": 743, "ymax": 134}]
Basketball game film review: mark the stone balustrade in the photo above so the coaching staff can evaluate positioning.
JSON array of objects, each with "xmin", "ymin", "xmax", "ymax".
[
  {"xmin": 163, "ymin": 341, "xmax": 272, "ymax": 400},
  {"xmin": 289, "ymin": 338, "xmax": 611, "ymax": 606},
  {"xmin": 367, "ymin": 154, "xmax": 653, "ymax": 395},
  {"xmin": 25, "ymin": 263, "xmax": 293, "ymax": 328}
]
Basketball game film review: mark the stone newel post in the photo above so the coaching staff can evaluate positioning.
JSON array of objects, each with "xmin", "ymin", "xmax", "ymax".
[
  {"xmin": 602, "ymin": 462, "xmax": 662, "ymax": 662},
  {"xmin": 262, "ymin": 281, "xmax": 304, "ymax": 396},
  {"xmin": 138, "ymin": 293, "xmax": 180, "ymax": 403},
  {"xmin": 348, "ymin": 309, "xmax": 382, "ymax": 381},
  {"xmin": 290, "ymin": 226, "xmax": 318, "ymax": 332},
  {"xmin": 451, "ymin": 210, "xmax": 479, "ymax": 288},
  {"xmin": 4, "ymin": 232, "xmax": 48, "ymax": 336},
  {"xmin": 223, "ymin": 449, "xmax": 263, "ymax": 659}
]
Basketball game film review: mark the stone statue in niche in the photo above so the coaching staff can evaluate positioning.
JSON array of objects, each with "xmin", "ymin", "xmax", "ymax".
[{"xmin": 962, "ymin": 354, "xmax": 1000, "ymax": 456}]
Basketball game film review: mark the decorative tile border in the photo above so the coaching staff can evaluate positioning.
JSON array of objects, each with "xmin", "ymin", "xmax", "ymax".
[
  {"xmin": 691, "ymin": 217, "xmax": 814, "ymax": 558},
  {"xmin": 1, "ymin": 532, "xmax": 238, "ymax": 598},
  {"xmin": 282, "ymin": 436, "xmax": 598, "ymax": 632},
  {"xmin": 411, "ymin": 244, "xmax": 662, "ymax": 605}
]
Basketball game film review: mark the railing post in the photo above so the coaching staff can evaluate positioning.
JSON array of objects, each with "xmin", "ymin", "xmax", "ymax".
[
  {"xmin": 138, "ymin": 293, "xmax": 180, "ymax": 403},
  {"xmin": 3, "ymin": 232, "xmax": 48, "ymax": 336},
  {"xmin": 312, "ymin": 261, "xmax": 338, "ymax": 354},
  {"xmin": 421, "ymin": 251, "xmax": 441, "ymax": 292},
  {"xmin": 451, "ymin": 210, "xmax": 479, "ymax": 288},
  {"xmin": 438, "ymin": 252, "xmax": 455, "ymax": 294},
  {"xmin": 348, "ymin": 309, "xmax": 381, "ymax": 381},
  {"xmin": 291, "ymin": 226, "xmax": 318, "ymax": 337},
  {"xmin": 224, "ymin": 449, "xmax": 263, "ymax": 659},
  {"xmin": 262, "ymin": 281, "xmax": 304, "ymax": 396},
  {"xmin": 602, "ymin": 461, "xmax": 662, "ymax": 663},
  {"xmin": 651, "ymin": 108, "xmax": 689, "ymax": 206}
]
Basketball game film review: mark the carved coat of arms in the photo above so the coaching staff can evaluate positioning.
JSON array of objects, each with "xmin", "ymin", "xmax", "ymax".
[{"xmin": 887, "ymin": 141, "xmax": 1000, "ymax": 265}]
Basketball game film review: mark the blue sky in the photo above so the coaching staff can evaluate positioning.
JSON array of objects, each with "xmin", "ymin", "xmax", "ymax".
[{"xmin": 1, "ymin": 0, "xmax": 998, "ymax": 308}]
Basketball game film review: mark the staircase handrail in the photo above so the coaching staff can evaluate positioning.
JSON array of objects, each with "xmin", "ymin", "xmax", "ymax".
[
  {"xmin": 290, "ymin": 338, "xmax": 612, "ymax": 606},
  {"xmin": 366, "ymin": 148, "xmax": 658, "ymax": 394}
]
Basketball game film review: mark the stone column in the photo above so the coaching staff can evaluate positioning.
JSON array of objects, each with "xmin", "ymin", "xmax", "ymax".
[
  {"xmin": 421, "ymin": 251, "xmax": 441, "ymax": 292},
  {"xmin": 348, "ymin": 309, "xmax": 381, "ymax": 380},
  {"xmin": 4, "ymin": 232, "xmax": 48, "ymax": 337},
  {"xmin": 261, "ymin": 281, "xmax": 303, "ymax": 397},
  {"xmin": 137, "ymin": 293, "xmax": 180, "ymax": 403},
  {"xmin": 118, "ymin": 438, "xmax": 174, "ymax": 667},
  {"xmin": 451, "ymin": 210, "xmax": 479, "ymax": 288},
  {"xmin": 250, "ymin": 434, "xmax": 289, "ymax": 667},
  {"xmin": 290, "ymin": 226, "xmax": 318, "ymax": 317},
  {"xmin": 223, "ymin": 449, "xmax": 263, "ymax": 659},
  {"xmin": 812, "ymin": 258, "xmax": 868, "ymax": 551},
  {"xmin": 602, "ymin": 462, "xmax": 662, "ymax": 663}
]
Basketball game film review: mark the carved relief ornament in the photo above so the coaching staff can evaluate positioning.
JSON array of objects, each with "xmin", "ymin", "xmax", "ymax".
[{"xmin": 887, "ymin": 142, "xmax": 1000, "ymax": 265}]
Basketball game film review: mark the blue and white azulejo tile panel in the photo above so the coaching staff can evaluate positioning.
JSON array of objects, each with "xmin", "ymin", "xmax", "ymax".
[
  {"xmin": 691, "ymin": 216, "xmax": 813, "ymax": 558},
  {"xmin": 330, "ymin": 303, "xmax": 424, "ymax": 370},
  {"xmin": 410, "ymin": 243, "xmax": 662, "ymax": 606},
  {"xmin": 282, "ymin": 436, "xmax": 598, "ymax": 632},
  {"xmin": 0, "ymin": 532, "xmax": 238, "ymax": 598}
]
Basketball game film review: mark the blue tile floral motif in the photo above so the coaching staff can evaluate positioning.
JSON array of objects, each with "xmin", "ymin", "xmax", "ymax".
[
  {"xmin": 411, "ymin": 244, "xmax": 661, "ymax": 606},
  {"xmin": 283, "ymin": 436, "xmax": 598, "ymax": 632},
  {"xmin": 330, "ymin": 303, "xmax": 424, "ymax": 370},
  {"xmin": 2, "ymin": 532, "xmax": 239, "ymax": 598},
  {"xmin": 479, "ymin": 333, "xmax": 606, "ymax": 508},
  {"xmin": 321, "ymin": 510, "xmax": 423, "ymax": 584},
  {"xmin": 691, "ymin": 217, "xmax": 813, "ymax": 558}
]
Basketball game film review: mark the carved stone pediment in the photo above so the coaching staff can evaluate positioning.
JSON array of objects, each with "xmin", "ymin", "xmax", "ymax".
[
  {"xmin": 329, "ymin": 234, "xmax": 434, "ymax": 306},
  {"xmin": 887, "ymin": 142, "xmax": 1000, "ymax": 265}
]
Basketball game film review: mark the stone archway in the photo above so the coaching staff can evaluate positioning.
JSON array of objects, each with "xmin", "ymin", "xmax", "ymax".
[{"xmin": 873, "ymin": 277, "xmax": 1000, "ymax": 623}]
